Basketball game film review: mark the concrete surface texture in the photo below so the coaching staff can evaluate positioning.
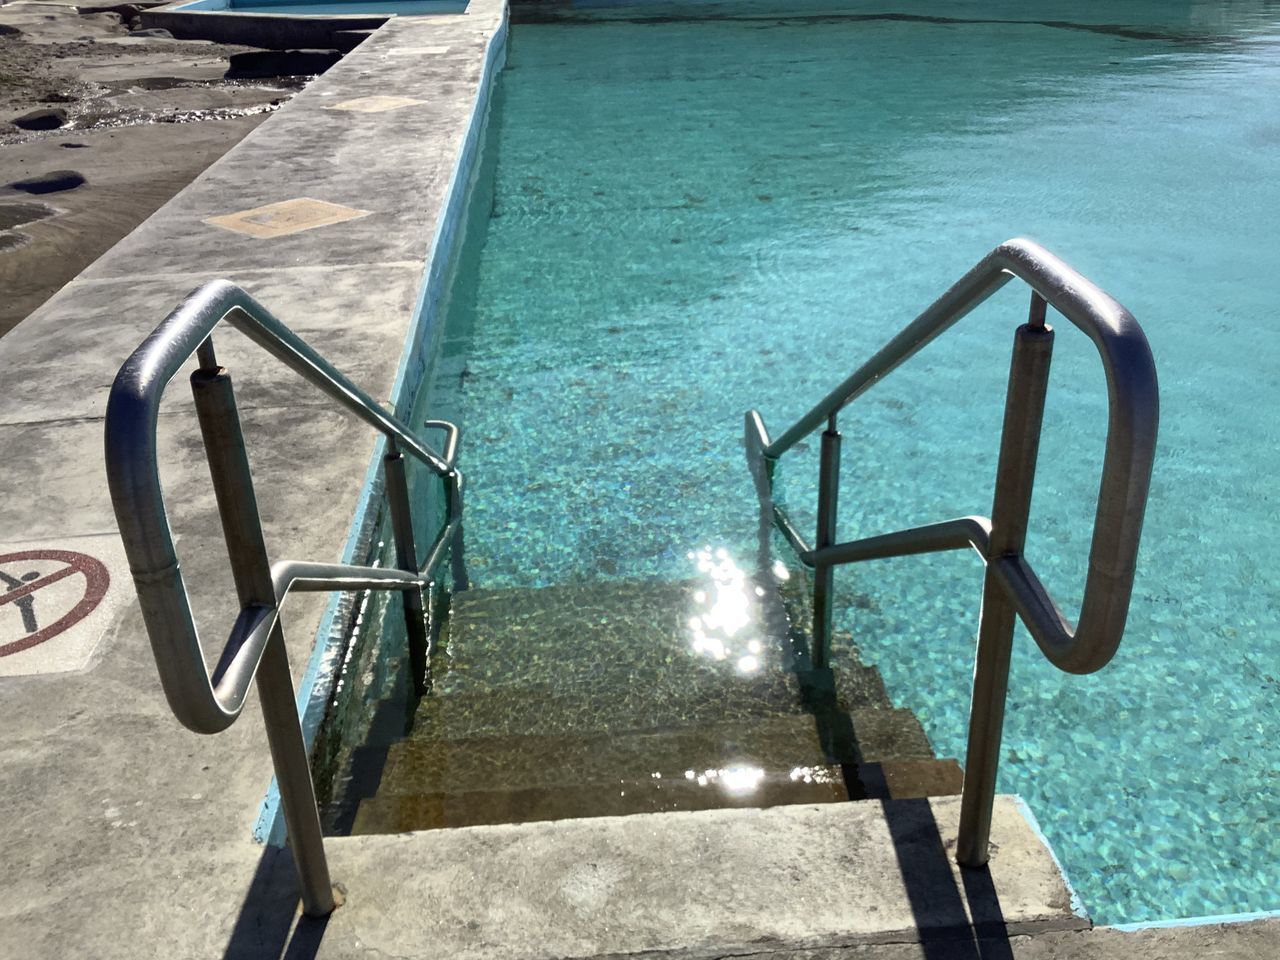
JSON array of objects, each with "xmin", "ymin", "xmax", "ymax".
[
  {"xmin": 0, "ymin": 118, "xmax": 271, "ymax": 334},
  {"xmin": 0, "ymin": 2, "xmax": 507, "ymax": 956},
  {"xmin": 768, "ymin": 917, "xmax": 1280, "ymax": 960},
  {"xmin": 0, "ymin": 0, "xmax": 303, "ymax": 333},
  {"xmin": 219, "ymin": 796, "xmax": 1088, "ymax": 960},
  {"xmin": 141, "ymin": 4, "xmax": 390, "ymax": 50}
]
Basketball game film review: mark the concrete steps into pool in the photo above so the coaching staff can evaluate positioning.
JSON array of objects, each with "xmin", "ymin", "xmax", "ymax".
[
  {"xmin": 433, "ymin": 578, "xmax": 884, "ymax": 706},
  {"xmin": 348, "ymin": 713, "xmax": 963, "ymax": 833},
  {"xmin": 339, "ymin": 576, "xmax": 962, "ymax": 834},
  {"xmin": 309, "ymin": 797, "xmax": 1097, "ymax": 958},
  {"xmin": 378, "ymin": 714, "xmax": 937, "ymax": 792}
]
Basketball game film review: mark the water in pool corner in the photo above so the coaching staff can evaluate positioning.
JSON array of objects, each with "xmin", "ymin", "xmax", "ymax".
[{"xmin": 419, "ymin": 0, "xmax": 1280, "ymax": 926}]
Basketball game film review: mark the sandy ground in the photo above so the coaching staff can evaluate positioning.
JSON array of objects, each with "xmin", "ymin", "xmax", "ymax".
[{"xmin": 0, "ymin": 0, "xmax": 305, "ymax": 335}]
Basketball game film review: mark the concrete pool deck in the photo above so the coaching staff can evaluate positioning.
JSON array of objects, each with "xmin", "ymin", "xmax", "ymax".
[
  {"xmin": 0, "ymin": 0, "xmax": 509, "ymax": 952},
  {"xmin": 2, "ymin": 0, "xmax": 1279, "ymax": 957}
]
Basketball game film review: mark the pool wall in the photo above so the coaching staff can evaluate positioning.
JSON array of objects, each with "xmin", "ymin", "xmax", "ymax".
[
  {"xmin": 146, "ymin": 0, "xmax": 468, "ymax": 47},
  {"xmin": 252, "ymin": 1, "xmax": 508, "ymax": 846},
  {"xmin": 141, "ymin": 2, "xmax": 390, "ymax": 48}
]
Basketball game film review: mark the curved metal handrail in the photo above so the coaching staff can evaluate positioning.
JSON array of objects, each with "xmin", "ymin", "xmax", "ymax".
[
  {"xmin": 105, "ymin": 279, "xmax": 458, "ymax": 734},
  {"xmin": 747, "ymin": 238, "xmax": 1158, "ymax": 869},
  {"xmin": 751, "ymin": 237, "xmax": 1159, "ymax": 676},
  {"xmin": 106, "ymin": 280, "xmax": 466, "ymax": 915},
  {"xmin": 104, "ymin": 280, "xmax": 465, "ymax": 916}
]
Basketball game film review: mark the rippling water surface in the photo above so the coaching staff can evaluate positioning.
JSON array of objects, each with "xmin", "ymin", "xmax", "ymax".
[{"xmin": 421, "ymin": 0, "xmax": 1280, "ymax": 924}]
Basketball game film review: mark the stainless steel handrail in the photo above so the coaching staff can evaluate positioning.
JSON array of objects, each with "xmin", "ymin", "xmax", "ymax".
[
  {"xmin": 105, "ymin": 280, "xmax": 465, "ymax": 916},
  {"xmin": 745, "ymin": 237, "xmax": 1158, "ymax": 868}
]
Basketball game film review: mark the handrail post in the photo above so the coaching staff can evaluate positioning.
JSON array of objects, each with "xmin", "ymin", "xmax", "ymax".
[
  {"xmin": 957, "ymin": 295, "xmax": 1054, "ymax": 868},
  {"xmin": 813, "ymin": 415, "xmax": 841, "ymax": 669},
  {"xmin": 448, "ymin": 473, "xmax": 469, "ymax": 592},
  {"xmin": 384, "ymin": 439, "xmax": 429, "ymax": 695},
  {"xmin": 190, "ymin": 359, "xmax": 335, "ymax": 916}
]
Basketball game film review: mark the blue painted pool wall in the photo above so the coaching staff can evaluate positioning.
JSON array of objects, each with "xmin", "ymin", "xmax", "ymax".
[
  {"xmin": 252, "ymin": 14, "xmax": 509, "ymax": 846},
  {"xmin": 1111, "ymin": 908, "xmax": 1280, "ymax": 933}
]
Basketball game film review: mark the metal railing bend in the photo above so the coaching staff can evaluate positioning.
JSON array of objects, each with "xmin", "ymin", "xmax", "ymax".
[
  {"xmin": 745, "ymin": 238, "xmax": 1158, "ymax": 868},
  {"xmin": 105, "ymin": 280, "xmax": 465, "ymax": 916}
]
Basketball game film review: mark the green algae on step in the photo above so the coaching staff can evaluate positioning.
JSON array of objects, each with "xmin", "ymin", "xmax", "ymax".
[
  {"xmin": 352, "ymin": 757, "xmax": 965, "ymax": 835},
  {"xmin": 351, "ymin": 770, "xmax": 852, "ymax": 834},
  {"xmin": 377, "ymin": 713, "xmax": 928, "ymax": 798},
  {"xmin": 335, "ymin": 574, "xmax": 957, "ymax": 834}
]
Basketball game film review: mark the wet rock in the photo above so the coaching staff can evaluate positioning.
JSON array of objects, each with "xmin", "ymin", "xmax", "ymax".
[
  {"xmin": 78, "ymin": 0, "xmax": 168, "ymax": 10},
  {"xmin": 77, "ymin": 1, "xmax": 162, "ymax": 18},
  {"xmin": 80, "ymin": 12, "xmax": 125, "ymax": 29},
  {"xmin": 0, "ymin": 202, "xmax": 56, "ymax": 231},
  {"xmin": 226, "ymin": 49, "xmax": 342, "ymax": 79},
  {"xmin": 0, "ymin": 233, "xmax": 31, "ymax": 253},
  {"xmin": 0, "ymin": 24, "xmax": 22, "ymax": 37},
  {"xmin": 110, "ymin": 75, "xmax": 186, "ymax": 91},
  {"xmin": 8, "ymin": 170, "xmax": 88, "ymax": 195},
  {"xmin": 12, "ymin": 108, "xmax": 69, "ymax": 131}
]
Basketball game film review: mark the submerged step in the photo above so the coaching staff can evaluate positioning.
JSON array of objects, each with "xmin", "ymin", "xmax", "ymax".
[
  {"xmin": 330, "ymin": 576, "xmax": 953, "ymax": 836},
  {"xmin": 408, "ymin": 671, "xmax": 916, "ymax": 742},
  {"xmin": 351, "ymin": 768, "xmax": 851, "ymax": 834},
  {"xmin": 350, "ymin": 710, "xmax": 960, "ymax": 834},
  {"xmin": 426, "ymin": 578, "xmax": 895, "ymax": 734},
  {"xmin": 354, "ymin": 759, "xmax": 966, "ymax": 835},
  {"xmin": 438, "ymin": 578, "xmax": 898, "ymax": 685},
  {"xmin": 438, "ymin": 578, "xmax": 818, "ymax": 691},
  {"xmin": 379, "ymin": 712, "xmax": 940, "ymax": 798},
  {"xmin": 353, "ymin": 757, "xmax": 965, "ymax": 834}
]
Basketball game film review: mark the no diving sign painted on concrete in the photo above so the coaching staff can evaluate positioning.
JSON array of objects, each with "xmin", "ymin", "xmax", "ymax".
[{"xmin": 0, "ymin": 536, "xmax": 128, "ymax": 677}]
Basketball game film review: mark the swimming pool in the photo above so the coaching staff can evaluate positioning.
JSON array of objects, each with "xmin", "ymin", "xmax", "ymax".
[{"xmin": 376, "ymin": 0, "xmax": 1280, "ymax": 927}]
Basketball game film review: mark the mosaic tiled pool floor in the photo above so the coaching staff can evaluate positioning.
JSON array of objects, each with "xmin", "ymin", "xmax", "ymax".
[{"xmin": 395, "ymin": 0, "xmax": 1280, "ymax": 925}]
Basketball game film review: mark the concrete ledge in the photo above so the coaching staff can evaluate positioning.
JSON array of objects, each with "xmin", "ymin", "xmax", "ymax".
[
  {"xmin": 230, "ymin": 796, "xmax": 1087, "ymax": 959},
  {"xmin": 753, "ymin": 917, "xmax": 1280, "ymax": 960},
  {"xmin": 0, "ymin": 3, "xmax": 508, "ymax": 955}
]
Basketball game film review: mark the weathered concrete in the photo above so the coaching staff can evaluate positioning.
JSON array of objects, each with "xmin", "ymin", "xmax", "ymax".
[
  {"xmin": 0, "ymin": 2, "xmax": 507, "ymax": 956},
  {"xmin": 762, "ymin": 917, "xmax": 1280, "ymax": 959},
  {"xmin": 219, "ymin": 795, "xmax": 1088, "ymax": 960}
]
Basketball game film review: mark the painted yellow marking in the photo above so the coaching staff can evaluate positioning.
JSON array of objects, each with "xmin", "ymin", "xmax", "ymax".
[
  {"xmin": 326, "ymin": 95, "xmax": 429, "ymax": 113},
  {"xmin": 204, "ymin": 198, "xmax": 371, "ymax": 239}
]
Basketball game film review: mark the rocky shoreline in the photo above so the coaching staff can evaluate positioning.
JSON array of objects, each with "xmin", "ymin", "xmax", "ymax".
[{"xmin": 0, "ymin": 0, "xmax": 317, "ymax": 334}]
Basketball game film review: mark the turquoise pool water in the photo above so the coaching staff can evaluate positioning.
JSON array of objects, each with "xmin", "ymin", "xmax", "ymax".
[{"xmin": 422, "ymin": 0, "xmax": 1280, "ymax": 926}]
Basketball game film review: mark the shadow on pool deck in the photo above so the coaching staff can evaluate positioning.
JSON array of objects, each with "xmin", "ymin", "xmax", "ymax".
[
  {"xmin": 223, "ymin": 846, "xmax": 331, "ymax": 960},
  {"xmin": 885, "ymin": 798, "xmax": 1016, "ymax": 960},
  {"xmin": 219, "ymin": 798, "xmax": 1023, "ymax": 960}
]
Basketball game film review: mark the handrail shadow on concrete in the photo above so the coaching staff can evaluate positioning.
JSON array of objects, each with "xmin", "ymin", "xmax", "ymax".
[
  {"xmin": 883, "ymin": 796, "xmax": 1019, "ymax": 960},
  {"xmin": 222, "ymin": 847, "xmax": 332, "ymax": 960}
]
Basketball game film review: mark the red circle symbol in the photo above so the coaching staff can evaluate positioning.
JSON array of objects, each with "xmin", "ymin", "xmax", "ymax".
[{"xmin": 0, "ymin": 549, "xmax": 110, "ymax": 658}]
